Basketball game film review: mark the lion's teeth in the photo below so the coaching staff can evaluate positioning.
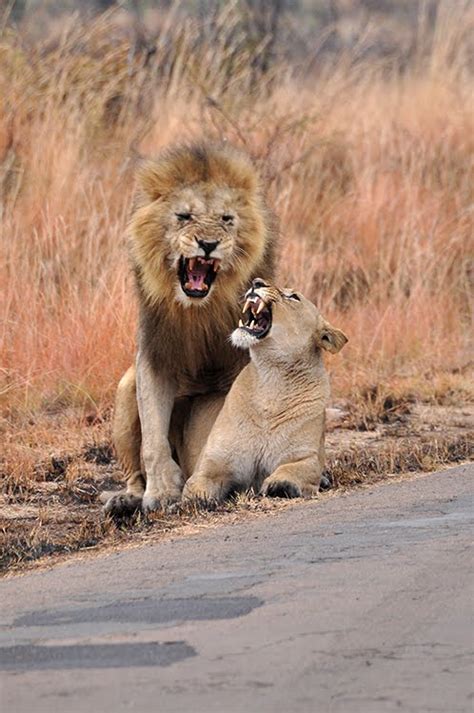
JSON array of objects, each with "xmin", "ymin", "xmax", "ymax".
[
  {"xmin": 243, "ymin": 298, "xmax": 252, "ymax": 313},
  {"xmin": 239, "ymin": 319, "xmax": 244, "ymax": 327},
  {"xmin": 249, "ymin": 320, "xmax": 256, "ymax": 329},
  {"xmin": 256, "ymin": 300, "xmax": 265, "ymax": 314}
]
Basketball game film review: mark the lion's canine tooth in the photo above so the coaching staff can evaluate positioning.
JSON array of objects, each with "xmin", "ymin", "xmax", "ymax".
[
  {"xmin": 256, "ymin": 300, "xmax": 265, "ymax": 315},
  {"xmin": 243, "ymin": 298, "xmax": 252, "ymax": 313},
  {"xmin": 239, "ymin": 319, "xmax": 244, "ymax": 327},
  {"xmin": 249, "ymin": 320, "xmax": 256, "ymax": 329}
]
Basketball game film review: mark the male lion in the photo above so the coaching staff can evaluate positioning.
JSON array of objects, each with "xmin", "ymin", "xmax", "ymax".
[
  {"xmin": 103, "ymin": 143, "xmax": 276, "ymax": 515},
  {"xmin": 182, "ymin": 279, "xmax": 348, "ymax": 503}
]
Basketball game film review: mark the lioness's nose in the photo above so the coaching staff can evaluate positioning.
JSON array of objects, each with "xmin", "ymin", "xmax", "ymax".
[{"xmin": 196, "ymin": 239, "xmax": 219, "ymax": 257}]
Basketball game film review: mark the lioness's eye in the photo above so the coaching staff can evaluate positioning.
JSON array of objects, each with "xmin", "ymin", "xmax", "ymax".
[
  {"xmin": 222, "ymin": 214, "xmax": 234, "ymax": 223},
  {"xmin": 176, "ymin": 212, "xmax": 192, "ymax": 221},
  {"xmin": 288, "ymin": 293, "xmax": 301, "ymax": 301}
]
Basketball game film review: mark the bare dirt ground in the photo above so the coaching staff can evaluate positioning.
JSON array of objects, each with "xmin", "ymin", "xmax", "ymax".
[{"xmin": 1, "ymin": 402, "xmax": 472, "ymax": 577}]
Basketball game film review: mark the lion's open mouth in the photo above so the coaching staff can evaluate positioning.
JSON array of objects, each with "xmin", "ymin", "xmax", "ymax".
[
  {"xmin": 239, "ymin": 294, "xmax": 272, "ymax": 339},
  {"xmin": 178, "ymin": 257, "xmax": 220, "ymax": 298}
]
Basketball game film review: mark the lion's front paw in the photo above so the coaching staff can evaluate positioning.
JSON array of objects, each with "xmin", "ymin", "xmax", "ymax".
[
  {"xmin": 141, "ymin": 492, "xmax": 180, "ymax": 514},
  {"xmin": 260, "ymin": 478, "xmax": 302, "ymax": 499},
  {"xmin": 141, "ymin": 493, "xmax": 162, "ymax": 513},
  {"xmin": 103, "ymin": 492, "xmax": 143, "ymax": 518}
]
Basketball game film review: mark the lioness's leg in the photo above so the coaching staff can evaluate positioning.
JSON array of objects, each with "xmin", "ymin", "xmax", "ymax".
[
  {"xmin": 260, "ymin": 456, "xmax": 322, "ymax": 499},
  {"xmin": 136, "ymin": 351, "xmax": 183, "ymax": 512},
  {"xmin": 182, "ymin": 456, "xmax": 234, "ymax": 503}
]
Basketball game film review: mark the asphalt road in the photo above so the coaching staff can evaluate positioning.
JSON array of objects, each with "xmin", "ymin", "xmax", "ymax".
[{"xmin": 1, "ymin": 464, "xmax": 473, "ymax": 713}]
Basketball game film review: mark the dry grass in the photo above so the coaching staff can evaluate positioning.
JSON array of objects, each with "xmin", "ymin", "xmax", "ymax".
[
  {"xmin": 1, "ymin": 403, "xmax": 472, "ymax": 576},
  {"xmin": 0, "ymin": 4, "xmax": 473, "ymax": 573}
]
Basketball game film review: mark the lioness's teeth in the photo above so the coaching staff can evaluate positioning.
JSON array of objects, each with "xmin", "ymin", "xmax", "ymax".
[
  {"xmin": 213, "ymin": 260, "xmax": 220, "ymax": 272},
  {"xmin": 185, "ymin": 281, "xmax": 193, "ymax": 290},
  {"xmin": 243, "ymin": 298, "xmax": 252, "ymax": 313},
  {"xmin": 188, "ymin": 258, "xmax": 196, "ymax": 271},
  {"xmin": 202, "ymin": 283, "xmax": 209, "ymax": 291},
  {"xmin": 256, "ymin": 300, "xmax": 265, "ymax": 315}
]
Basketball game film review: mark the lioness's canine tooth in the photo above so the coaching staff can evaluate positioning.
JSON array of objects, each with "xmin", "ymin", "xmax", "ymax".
[
  {"xmin": 189, "ymin": 258, "xmax": 196, "ymax": 271},
  {"xmin": 213, "ymin": 260, "xmax": 220, "ymax": 272}
]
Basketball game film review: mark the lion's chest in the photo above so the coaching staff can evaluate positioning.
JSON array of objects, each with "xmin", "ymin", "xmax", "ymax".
[{"xmin": 143, "ymin": 306, "xmax": 248, "ymax": 396}]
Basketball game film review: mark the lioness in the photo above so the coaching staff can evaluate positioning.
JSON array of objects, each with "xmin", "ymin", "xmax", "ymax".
[
  {"xmin": 182, "ymin": 279, "xmax": 348, "ymax": 502},
  {"xmin": 104, "ymin": 143, "xmax": 276, "ymax": 515}
]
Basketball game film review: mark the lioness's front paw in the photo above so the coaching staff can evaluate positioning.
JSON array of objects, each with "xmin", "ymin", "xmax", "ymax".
[
  {"xmin": 182, "ymin": 479, "xmax": 219, "ymax": 504},
  {"xmin": 319, "ymin": 470, "xmax": 334, "ymax": 491},
  {"xmin": 260, "ymin": 479, "xmax": 302, "ymax": 499}
]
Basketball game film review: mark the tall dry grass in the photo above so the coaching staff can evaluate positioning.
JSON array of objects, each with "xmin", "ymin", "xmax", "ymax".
[{"xmin": 1, "ymin": 4, "xmax": 473, "ymax": 424}]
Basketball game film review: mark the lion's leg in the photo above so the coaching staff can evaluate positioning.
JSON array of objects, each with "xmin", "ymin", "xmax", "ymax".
[
  {"xmin": 136, "ymin": 352, "xmax": 184, "ymax": 512},
  {"xmin": 101, "ymin": 365, "xmax": 145, "ymax": 516},
  {"xmin": 177, "ymin": 394, "xmax": 225, "ymax": 480},
  {"xmin": 260, "ymin": 456, "xmax": 322, "ymax": 499},
  {"xmin": 112, "ymin": 365, "xmax": 145, "ymax": 495}
]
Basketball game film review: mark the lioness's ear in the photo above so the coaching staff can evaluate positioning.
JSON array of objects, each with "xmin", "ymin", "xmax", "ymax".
[{"xmin": 315, "ymin": 321, "xmax": 348, "ymax": 354}]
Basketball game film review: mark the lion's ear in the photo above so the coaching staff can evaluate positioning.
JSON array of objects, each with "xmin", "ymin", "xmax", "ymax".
[
  {"xmin": 315, "ymin": 321, "xmax": 348, "ymax": 354},
  {"xmin": 136, "ymin": 160, "xmax": 167, "ymax": 202}
]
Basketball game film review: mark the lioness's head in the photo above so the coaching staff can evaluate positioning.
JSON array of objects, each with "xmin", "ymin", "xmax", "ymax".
[
  {"xmin": 231, "ymin": 279, "xmax": 348, "ymax": 358},
  {"xmin": 130, "ymin": 143, "xmax": 272, "ymax": 308}
]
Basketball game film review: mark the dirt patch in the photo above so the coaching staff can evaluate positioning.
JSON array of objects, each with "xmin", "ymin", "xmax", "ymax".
[{"xmin": 1, "ymin": 403, "xmax": 472, "ymax": 577}]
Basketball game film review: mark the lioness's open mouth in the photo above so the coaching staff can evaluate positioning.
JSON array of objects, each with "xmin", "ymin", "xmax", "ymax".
[
  {"xmin": 239, "ymin": 294, "xmax": 272, "ymax": 339},
  {"xmin": 178, "ymin": 257, "xmax": 220, "ymax": 298}
]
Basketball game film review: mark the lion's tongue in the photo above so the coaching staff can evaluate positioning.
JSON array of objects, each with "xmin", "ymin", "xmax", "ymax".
[{"xmin": 187, "ymin": 264, "xmax": 208, "ymax": 291}]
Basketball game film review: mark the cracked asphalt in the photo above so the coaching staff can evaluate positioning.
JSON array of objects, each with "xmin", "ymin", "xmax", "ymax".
[{"xmin": 1, "ymin": 463, "xmax": 473, "ymax": 713}]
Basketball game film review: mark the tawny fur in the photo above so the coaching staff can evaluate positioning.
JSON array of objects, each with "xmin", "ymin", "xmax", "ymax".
[
  {"xmin": 104, "ymin": 142, "xmax": 277, "ymax": 514},
  {"xmin": 182, "ymin": 281, "xmax": 348, "ymax": 503}
]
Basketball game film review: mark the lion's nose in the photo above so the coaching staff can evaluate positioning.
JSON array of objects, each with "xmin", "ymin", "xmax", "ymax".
[{"xmin": 196, "ymin": 239, "xmax": 219, "ymax": 257}]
